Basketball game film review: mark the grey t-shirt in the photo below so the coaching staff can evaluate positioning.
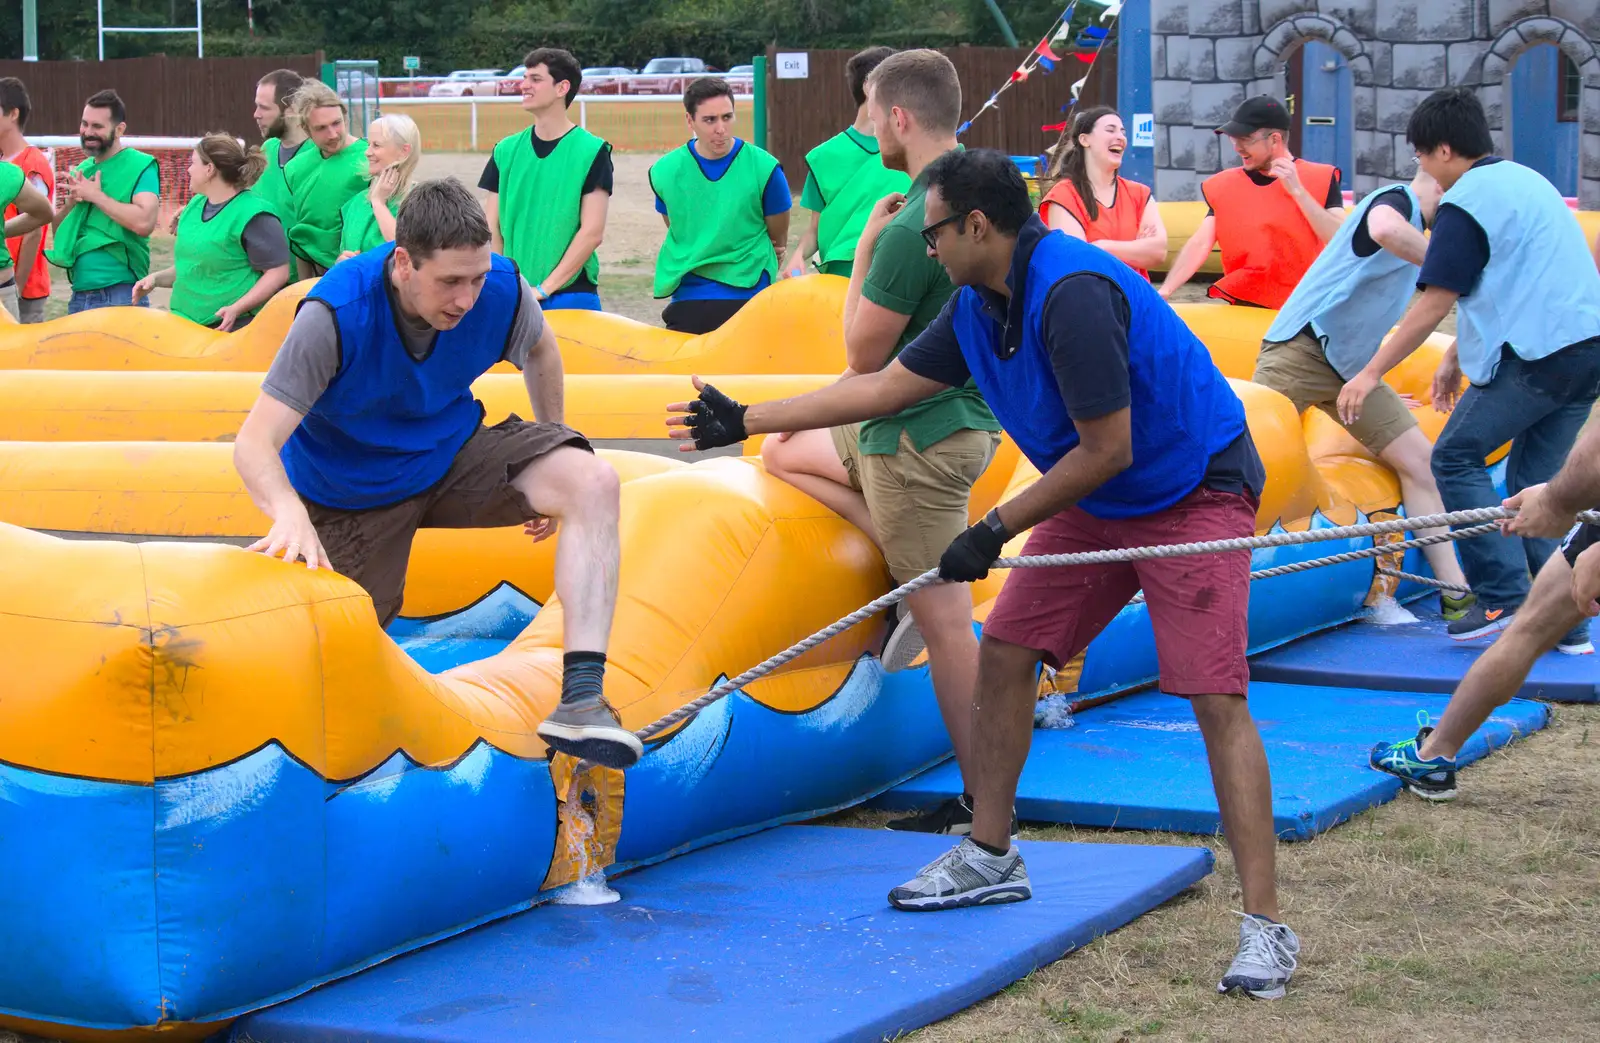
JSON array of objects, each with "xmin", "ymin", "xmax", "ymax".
[
  {"xmin": 200, "ymin": 198, "xmax": 290, "ymax": 271},
  {"xmin": 278, "ymin": 138, "xmax": 308, "ymax": 169},
  {"xmin": 262, "ymin": 259, "xmax": 545, "ymax": 415}
]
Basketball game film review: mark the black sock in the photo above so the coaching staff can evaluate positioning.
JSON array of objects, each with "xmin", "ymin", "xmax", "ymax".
[
  {"xmin": 971, "ymin": 838, "xmax": 1010, "ymax": 857},
  {"xmin": 561, "ymin": 651, "xmax": 607, "ymax": 705}
]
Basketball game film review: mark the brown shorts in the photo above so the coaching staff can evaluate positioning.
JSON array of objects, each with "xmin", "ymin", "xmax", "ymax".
[
  {"xmin": 1253, "ymin": 328, "xmax": 1417, "ymax": 455},
  {"xmin": 305, "ymin": 416, "xmax": 590, "ymax": 626},
  {"xmin": 831, "ymin": 424, "xmax": 1002, "ymax": 584}
]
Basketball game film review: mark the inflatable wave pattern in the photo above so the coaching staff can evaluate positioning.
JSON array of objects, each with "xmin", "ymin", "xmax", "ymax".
[{"xmin": 0, "ymin": 279, "xmax": 1480, "ymax": 1037}]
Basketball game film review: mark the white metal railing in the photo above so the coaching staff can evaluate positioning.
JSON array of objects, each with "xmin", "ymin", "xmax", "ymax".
[
  {"xmin": 381, "ymin": 93, "xmax": 751, "ymax": 150},
  {"xmin": 33, "ymin": 135, "xmax": 207, "ymax": 150}
]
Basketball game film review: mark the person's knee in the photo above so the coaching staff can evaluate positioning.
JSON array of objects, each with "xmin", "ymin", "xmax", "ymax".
[
  {"xmin": 977, "ymin": 634, "xmax": 1042, "ymax": 682},
  {"xmin": 523, "ymin": 449, "xmax": 620, "ymax": 519},
  {"xmin": 1188, "ymin": 692, "xmax": 1250, "ymax": 731},
  {"xmin": 759, "ymin": 432, "xmax": 794, "ymax": 475}
]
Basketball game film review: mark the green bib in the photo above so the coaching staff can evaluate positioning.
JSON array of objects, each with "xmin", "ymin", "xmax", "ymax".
[
  {"xmin": 169, "ymin": 190, "xmax": 275, "ymax": 326},
  {"xmin": 650, "ymin": 140, "xmax": 780, "ymax": 298},
  {"xmin": 284, "ymin": 138, "xmax": 369, "ymax": 268},
  {"xmin": 255, "ymin": 137, "xmax": 304, "ymax": 227},
  {"xmin": 0, "ymin": 161, "xmax": 22, "ymax": 272},
  {"xmin": 45, "ymin": 147, "xmax": 157, "ymax": 279},
  {"xmin": 493, "ymin": 126, "xmax": 607, "ymax": 291},
  {"xmin": 804, "ymin": 129, "xmax": 911, "ymax": 268},
  {"xmin": 339, "ymin": 192, "xmax": 399, "ymax": 256}
]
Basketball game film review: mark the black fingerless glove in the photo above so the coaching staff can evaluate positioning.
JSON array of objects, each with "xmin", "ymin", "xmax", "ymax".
[
  {"xmin": 938, "ymin": 509, "xmax": 1011, "ymax": 582},
  {"xmin": 685, "ymin": 382, "xmax": 749, "ymax": 451}
]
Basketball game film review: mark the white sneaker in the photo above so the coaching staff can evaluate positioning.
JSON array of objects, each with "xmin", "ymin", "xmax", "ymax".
[
  {"xmin": 1217, "ymin": 912, "xmax": 1300, "ymax": 1000},
  {"xmin": 882, "ymin": 609, "xmax": 926, "ymax": 673},
  {"xmin": 887, "ymin": 838, "xmax": 1031, "ymax": 911}
]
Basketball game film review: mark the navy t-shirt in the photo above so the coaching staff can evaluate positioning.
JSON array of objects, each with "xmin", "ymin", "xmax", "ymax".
[
  {"xmin": 899, "ymin": 273, "xmax": 1264, "ymax": 497},
  {"xmin": 1416, "ymin": 157, "xmax": 1503, "ymax": 296}
]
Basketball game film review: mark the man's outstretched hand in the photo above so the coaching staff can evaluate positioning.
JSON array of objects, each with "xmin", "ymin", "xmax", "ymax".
[{"xmin": 667, "ymin": 376, "xmax": 749, "ymax": 452}]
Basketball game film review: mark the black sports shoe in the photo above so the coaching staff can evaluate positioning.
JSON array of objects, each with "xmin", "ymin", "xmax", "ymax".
[
  {"xmin": 885, "ymin": 794, "xmax": 1018, "ymax": 837},
  {"xmin": 1446, "ymin": 601, "xmax": 1515, "ymax": 642}
]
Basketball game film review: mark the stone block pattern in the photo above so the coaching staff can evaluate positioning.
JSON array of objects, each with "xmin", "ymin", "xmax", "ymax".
[{"xmin": 1148, "ymin": 3, "xmax": 1600, "ymax": 206}]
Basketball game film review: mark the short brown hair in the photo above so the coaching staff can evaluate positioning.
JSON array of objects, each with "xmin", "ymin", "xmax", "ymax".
[
  {"xmin": 846, "ymin": 47, "xmax": 896, "ymax": 108},
  {"xmin": 396, "ymin": 178, "xmax": 492, "ymax": 262},
  {"xmin": 195, "ymin": 132, "xmax": 266, "ymax": 188},
  {"xmin": 257, "ymin": 68, "xmax": 305, "ymax": 110},
  {"xmin": 85, "ymin": 88, "xmax": 126, "ymax": 126},
  {"xmin": 865, "ymin": 49, "xmax": 961, "ymax": 135},
  {"xmin": 523, "ymin": 47, "xmax": 583, "ymax": 108},
  {"xmin": 684, "ymin": 76, "xmax": 736, "ymax": 116}
]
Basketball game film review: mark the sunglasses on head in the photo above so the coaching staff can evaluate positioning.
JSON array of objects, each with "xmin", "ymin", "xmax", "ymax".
[{"xmin": 920, "ymin": 211, "xmax": 968, "ymax": 250}]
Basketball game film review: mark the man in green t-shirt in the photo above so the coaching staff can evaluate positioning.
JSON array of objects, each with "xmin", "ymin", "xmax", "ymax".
[
  {"xmin": 253, "ymin": 68, "xmax": 310, "ymax": 232},
  {"xmin": 481, "ymin": 47, "xmax": 613, "ymax": 312},
  {"xmin": 650, "ymin": 78, "xmax": 791, "ymax": 334},
  {"xmin": 46, "ymin": 89, "xmax": 161, "ymax": 314},
  {"xmin": 283, "ymin": 80, "xmax": 369, "ymax": 279},
  {"xmin": 0, "ymin": 156, "xmax": 52, "ymax": 321},
  {"xmin": 783, "ymin": 46, "xmax": 911, "ymax": 281},
  {"xmin": 761, "ymin": 50, "xmax": 1004, "ymax": 836}
]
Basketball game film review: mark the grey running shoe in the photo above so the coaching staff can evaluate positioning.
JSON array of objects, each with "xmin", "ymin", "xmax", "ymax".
[
  {"xmin": 882, "ymin": 609, "xmax": 926, "ymax": 673},
  {"xmin": 1217, "ymin": 913, "xmax": 1300, "ymax": 1000},
  {"xmin": 887, "ymin": 838, "xmax": 1031, "ymax": 911},
  {"xmin": 537, "ymin": 694, "xmax": 643, "ymax": 769}
]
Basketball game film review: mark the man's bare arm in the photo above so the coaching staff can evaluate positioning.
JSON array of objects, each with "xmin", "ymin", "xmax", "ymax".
[
  {"xmin": 993, "ymin": 408, "xmax": 1133, "ymax": 534},
  {"xmin": 1367, "ymin": 205, "xmax": 1430, "ymax": 267},
  {"xmin": 521, "ymin": 321, "xmax": 565, "ymax": 425}
]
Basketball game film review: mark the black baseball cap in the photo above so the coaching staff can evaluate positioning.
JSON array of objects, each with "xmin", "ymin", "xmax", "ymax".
[{"xmin": 1216, "ymin": 96, "xmax": 1291, "ymax": 137}]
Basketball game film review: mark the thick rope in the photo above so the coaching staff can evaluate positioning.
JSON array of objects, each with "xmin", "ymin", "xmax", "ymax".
[
  {"xmin": 634, "ymin": 506, "xmax": 1597, "ymax": 741},
  {"xmin": 1127, "ymin": 522, "xmax": 1496, "ymax": 605},
  {"xmin": 1379, "ymin": 569, "xmax": 1472, "ymax": 594}
]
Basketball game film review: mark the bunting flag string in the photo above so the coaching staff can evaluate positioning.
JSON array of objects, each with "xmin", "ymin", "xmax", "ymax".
[{"xmin": 957, "ymin": 0, "xmax": 1121, "ymax": 140}]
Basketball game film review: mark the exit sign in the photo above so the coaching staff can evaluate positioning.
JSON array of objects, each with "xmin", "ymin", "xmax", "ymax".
[{"xmin": 403, "ymin": 55, "xmax": 420, "ymax": 71}]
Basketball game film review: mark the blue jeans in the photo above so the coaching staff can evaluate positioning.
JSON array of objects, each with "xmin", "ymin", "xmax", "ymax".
[
  {"xmin": 1432, "ymin": 338, "xmax": 1600, "ymax": 607},
  {"xmin": 67, "ymin": 283, "xmax": 150, "ymax": 314}
]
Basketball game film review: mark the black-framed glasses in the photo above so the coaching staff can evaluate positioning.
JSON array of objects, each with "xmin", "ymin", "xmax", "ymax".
[{"xmin": 921, "ymin": 211, "xmax": 968, "ymax": 250}]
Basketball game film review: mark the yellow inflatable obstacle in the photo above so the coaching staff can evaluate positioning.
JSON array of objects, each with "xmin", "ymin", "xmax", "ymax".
[{"xmin": 0, "ymin": 275, "xmax": 849, "ymax": 375}]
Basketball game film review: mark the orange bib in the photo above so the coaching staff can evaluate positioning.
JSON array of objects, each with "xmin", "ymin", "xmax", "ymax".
[
  {"xmin": 1202, "ymin": 160, "xmax": 1335, "ymax": 308},
  {"xmin": 1039, "ymin": 175, "xmax": 1154, "ymax": 279}
]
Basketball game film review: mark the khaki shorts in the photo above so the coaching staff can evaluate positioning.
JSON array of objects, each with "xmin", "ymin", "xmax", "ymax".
[
  {"xmin": 1253, "ymin": 328, "xmax": 1416, "ymax": 455},
  {"xmin": 305, "ymin": 416, "xmax": 590, "ymax": 626},
  {"xmin": 831, "ymin": 424, "xmax": 1002, "ymax": 583}
]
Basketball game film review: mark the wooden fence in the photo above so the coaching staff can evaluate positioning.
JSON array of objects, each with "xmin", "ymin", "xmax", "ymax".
[
  {"xmin": 766, "ymin": 44, "xmax": 1117, "ymax": 191},
  {"xmin": 0, "ymin": 54, "xmax": 324, "ymax": 139}
]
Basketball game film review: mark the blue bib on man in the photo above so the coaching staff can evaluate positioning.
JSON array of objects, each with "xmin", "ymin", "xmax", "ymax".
[
  {"xmin": 281, "ymin": 244, "xmax": 522, "ymax": 510},
  {"xmin": 949, "ymin": 220, "xmax": 1247, "ymax": 519}
]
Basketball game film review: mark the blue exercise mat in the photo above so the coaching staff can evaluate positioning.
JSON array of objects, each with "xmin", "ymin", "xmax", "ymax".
[
  {"xmin": 234, "ymin": 826, "xmax": 1211, "ymax": 1043},
  {"xmin": 875, "ymin": 682, "xmax": 1550, "ymax": 840},
  {"xmin": 1249, "ymin": 606, "xmax": 1598, "ymax": 702}
]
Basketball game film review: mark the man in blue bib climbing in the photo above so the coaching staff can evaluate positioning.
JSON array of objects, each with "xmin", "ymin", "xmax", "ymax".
[
  {"xmin": 668, "ymin": 149, "xmax": 1301, "ymax": 1000},
  {"xmin": 232, "ymin": 178, "xmax": 640, "ymax": 769}
]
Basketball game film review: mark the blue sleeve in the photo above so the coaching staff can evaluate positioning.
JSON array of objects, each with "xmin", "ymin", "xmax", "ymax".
[
  {"xmin": 895, "ymin": 295, "xmax": 969, "ymax": 388},
  {"xmin": 1417, "ymin": 203, "xmax": 1489, "ymax": 296},
  {"xmin": 133, "ymin": 162, "xmax": 160, "ymax": 197},
  {"xmin": 655, "ymin": 194, "xmax": 667, "ymax": 216},
  {"xmin": 762, "ymin": 166, "xmax": 793, "ymax": 217},
  {"xmin": 1043, "ymin": 274, "xmax": 1131, "ymax": 421}
]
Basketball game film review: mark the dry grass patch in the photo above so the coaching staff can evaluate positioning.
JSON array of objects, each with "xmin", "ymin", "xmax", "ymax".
[{"xmin": 826, "ymin": 701, "xmax": 1600, "ymax": 1042}]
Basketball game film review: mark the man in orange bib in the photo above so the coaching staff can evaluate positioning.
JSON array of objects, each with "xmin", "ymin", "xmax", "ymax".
[{"xmin": 1159, "ymin": 96, "xmax": 1343, "ymax": 309}]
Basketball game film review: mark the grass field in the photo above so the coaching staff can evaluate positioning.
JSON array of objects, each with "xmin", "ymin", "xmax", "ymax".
[{"xmin": 8, "ymin": 155, "xmax": 1534, "ymax": 1043}]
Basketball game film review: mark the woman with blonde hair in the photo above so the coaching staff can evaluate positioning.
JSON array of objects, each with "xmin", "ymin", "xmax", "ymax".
[
  {"xmin": 1039, "ymin": 106, "xmax": 1167, "ymax": 279},
  {"xmin": 282, "ymin": 80, "xmax": 368, "ymax": 276},
  {"xmin": 337, "ymin": 113, "xmax": 421, "ymax": 260},
  {"xmin": 132, "ymin": 132, "xmax": 290, "ymax": 329}
]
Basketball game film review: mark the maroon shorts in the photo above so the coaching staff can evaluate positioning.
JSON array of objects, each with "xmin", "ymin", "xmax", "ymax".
[{"xmin": 983, "ymin": 485, "xmax": 1257, "ymax": 697}]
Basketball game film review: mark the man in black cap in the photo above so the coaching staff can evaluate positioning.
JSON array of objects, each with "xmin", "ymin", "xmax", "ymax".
[{"xmin": 1158, "ymin": 96, "xmax": 1344, "ymax": 309}]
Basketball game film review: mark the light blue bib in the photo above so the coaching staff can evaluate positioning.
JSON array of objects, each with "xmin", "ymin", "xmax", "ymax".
[
  {"xmin": 1266, "ymin": 185, "xmax": 1422, "ymax": 380},
  {"xmin": 1441, "ymin": 160, "xmax": 1600, "ymax": 385}
]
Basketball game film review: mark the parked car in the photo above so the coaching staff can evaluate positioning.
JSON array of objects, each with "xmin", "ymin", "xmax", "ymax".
[
  {"xmin": 580, "ymin": 66, "xmax": 635, "ymax": 95},
  {"xmin": 623, "ymin": 57, "xmax": 713, "ymax": 95},
  {"xmin": 493, "ymin": 66, "xmax": 526, "ymax": 97},
  {"xmin": 725, "ymin": 64, "xmax": 755, "ymax": 94},
  {"xmin": 428, "ymin": 69, "xmax": 503, "ymax": 98}
]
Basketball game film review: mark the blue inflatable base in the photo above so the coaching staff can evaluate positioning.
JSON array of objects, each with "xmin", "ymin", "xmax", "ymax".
[
  {"xmin": 875, "ymin": 682, "xmax": 1550, "ymax": 840},
  {"xmin": 1249, "ymin": 606, "xmax": 1599, "ymax": 702},
  {"xmin": 234, "ymin": 826, "xmax": 1211, "ymax": 1043}
]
